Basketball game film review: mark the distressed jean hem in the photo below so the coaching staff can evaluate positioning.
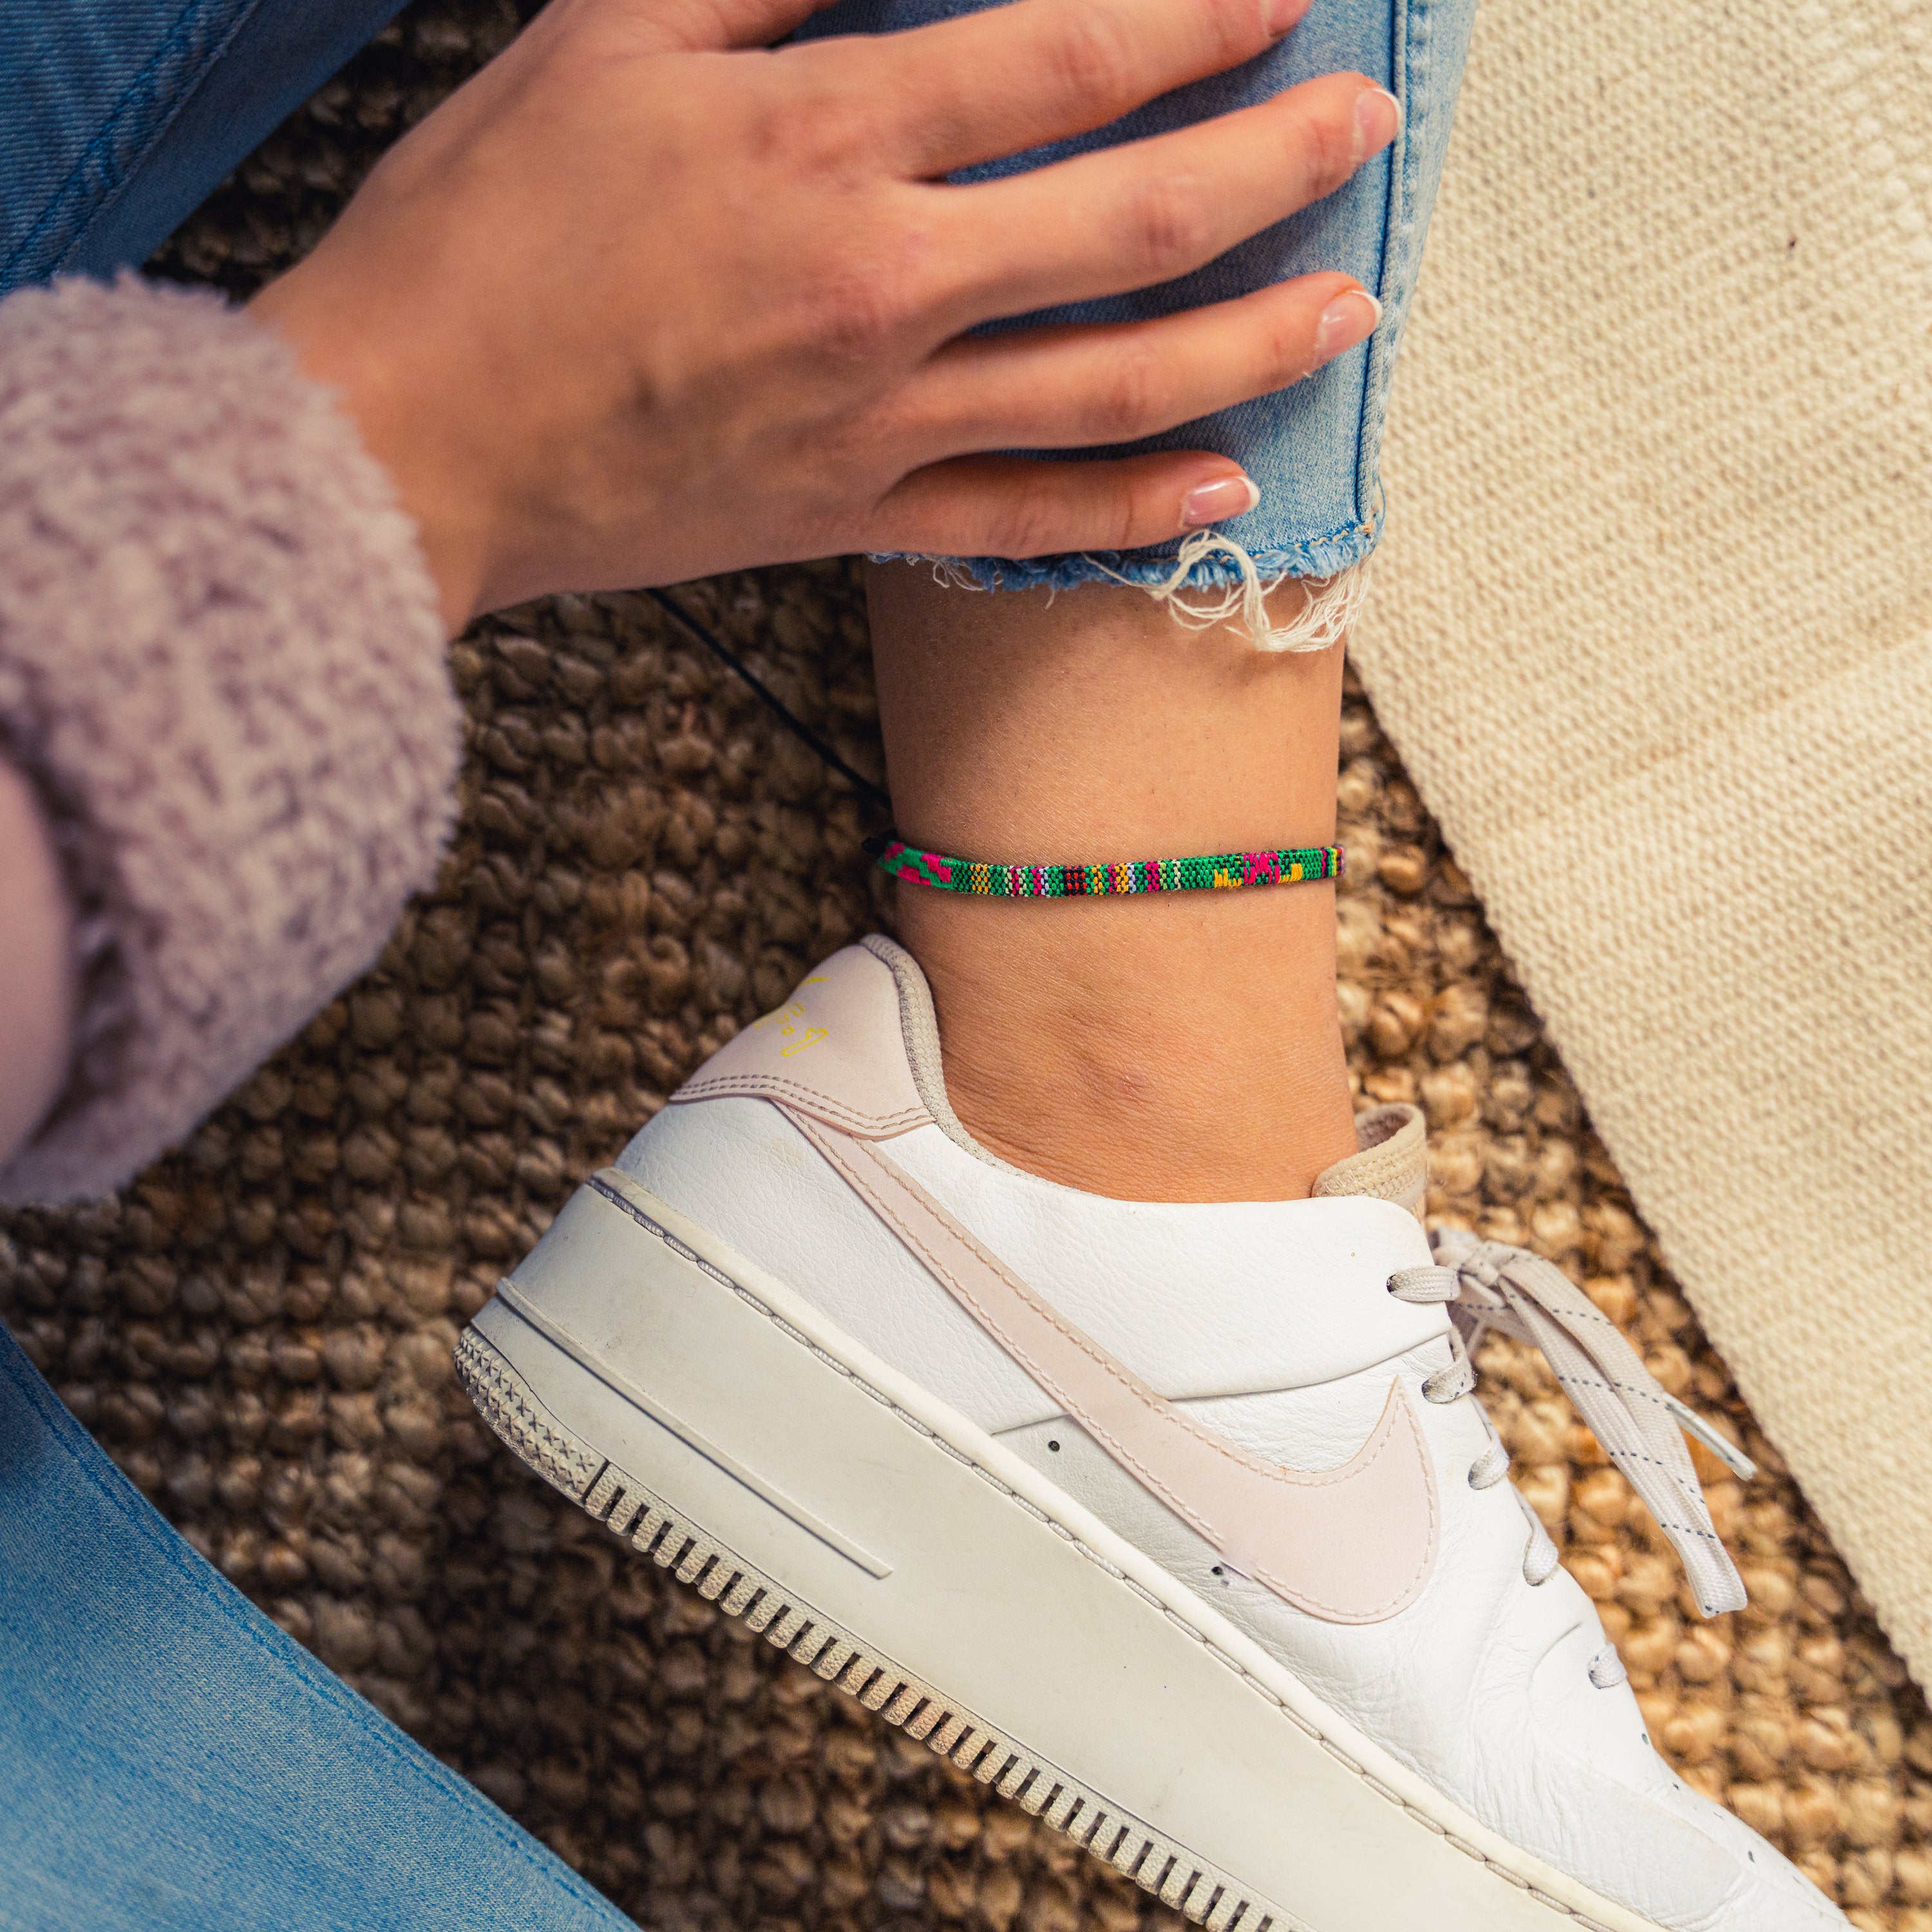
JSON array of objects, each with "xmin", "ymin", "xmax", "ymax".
[
  {"xmin": 868, "ymin": 516, "xmax": 1379, "ymax": 650},
  {"xmin": 876, "ymin": 520, "xmax": 1376, "ymax": 592}
]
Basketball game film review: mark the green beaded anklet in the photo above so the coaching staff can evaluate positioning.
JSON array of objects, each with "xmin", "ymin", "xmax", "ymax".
[{"xmin": 866, "ymin": 834, "xmax": 1344, "ymax": 898}]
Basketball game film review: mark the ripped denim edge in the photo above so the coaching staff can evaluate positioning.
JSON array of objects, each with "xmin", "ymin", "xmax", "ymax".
[
  {"xmin": 872, "ymin": 518, "xmax": 1376, "ymax": 594},
  {"xmin": 866, "ymin": 515, "xmax": 1380, "ymax": 652}
]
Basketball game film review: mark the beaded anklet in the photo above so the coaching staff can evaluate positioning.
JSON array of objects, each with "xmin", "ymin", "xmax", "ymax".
[{"xmin": 866, "ymin": 834, "xmax": 1343, "ymax": 898}]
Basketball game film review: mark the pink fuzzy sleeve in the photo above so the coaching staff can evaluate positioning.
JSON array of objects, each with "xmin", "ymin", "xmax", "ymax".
[{"xmin": 0, "ymin": 274, "xmax": 460, "ymax": 1204}]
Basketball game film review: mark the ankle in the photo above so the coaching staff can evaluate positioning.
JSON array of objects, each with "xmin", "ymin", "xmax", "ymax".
[
  {"xmin": 947, "ymin": 1050, "xmax": 1359, "ymax": 1205},
  {"xmin": 901, "ymin": 893, "xmax": 1358, "ymax": 1204}
]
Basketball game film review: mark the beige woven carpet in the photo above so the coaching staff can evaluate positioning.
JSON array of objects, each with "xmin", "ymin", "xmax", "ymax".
[
  {"xmin": 1351, "ymin": 0, "xmax": 1932, "ymax": 1688},
  {"xmin": 1, "ymin": 3, "xmax": 1929, "ymax": 1927}
]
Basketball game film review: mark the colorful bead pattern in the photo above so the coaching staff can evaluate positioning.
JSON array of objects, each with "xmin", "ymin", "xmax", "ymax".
[{"xmin": 867, "ymin": 835, "xmax": 1343, "ymax": 897}]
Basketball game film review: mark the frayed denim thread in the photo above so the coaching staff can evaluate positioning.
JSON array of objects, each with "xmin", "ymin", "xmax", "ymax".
[{"xmin": 871, "ymin": 515, "xmax": 1378, "ymax": 596}]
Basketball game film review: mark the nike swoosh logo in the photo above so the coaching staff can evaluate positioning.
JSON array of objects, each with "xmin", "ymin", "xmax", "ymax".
[{"xmin": 787, "ymin": 1110, "xmax": 1440, "ymax": 1626}]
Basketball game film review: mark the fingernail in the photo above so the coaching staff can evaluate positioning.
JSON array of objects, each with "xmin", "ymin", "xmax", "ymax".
[
  {"xmin": 1356, "ymin": 85, "xmax": 1403, "ymax": 155},
  {"xmin": 1180, "ymin": 473, "xmax": 1261, "ymax": 531},
  {"xmin": 1315, "ymin": 289, "xmax": 1382, "ymax": 361}
]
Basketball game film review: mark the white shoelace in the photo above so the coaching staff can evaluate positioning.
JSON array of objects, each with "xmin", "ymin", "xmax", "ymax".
[{"xmin": 1389, "ymin": 1231, "xmax": 1755, "ymax": 1618}]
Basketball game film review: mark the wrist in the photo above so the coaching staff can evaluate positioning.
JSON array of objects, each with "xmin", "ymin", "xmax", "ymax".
[{"xmin": 248, "ymin": 263, "xmax": 491, "ymax": 635}]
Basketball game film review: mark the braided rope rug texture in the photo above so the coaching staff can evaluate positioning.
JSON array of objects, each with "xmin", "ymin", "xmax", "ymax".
[{"xmin": 0, "ymin": 5, "xmax": 1929, "ymax": 1927}]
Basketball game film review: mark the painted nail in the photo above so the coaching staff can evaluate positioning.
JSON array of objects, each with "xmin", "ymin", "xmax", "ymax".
[
  {"xmin": 1180, "ymin": 474, "xmax": 1261, "ymax": 531},
  {"xmin": 1315, "ymin": 289, "xmax": 1382, "ymax": 361},
  {"xmin": 1356, "ymin": 86, "xmax": 1403, "ymax": 155}
]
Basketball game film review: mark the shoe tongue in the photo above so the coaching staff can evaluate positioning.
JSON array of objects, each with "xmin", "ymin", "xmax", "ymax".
[{"xmin": 1312, "ymin": 1104, "xmax": 1427, "ymax": 1220}]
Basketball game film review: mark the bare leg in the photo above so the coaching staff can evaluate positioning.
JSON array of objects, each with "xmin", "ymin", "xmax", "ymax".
[{"xmin": 868, "ymin": 567, "xmax": 1354, "ymax": 1204}]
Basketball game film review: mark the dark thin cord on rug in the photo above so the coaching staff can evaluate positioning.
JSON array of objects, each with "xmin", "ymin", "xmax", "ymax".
[{"xmin": 647, "ymin": 589, "xmax": 893, "ymax": 815}]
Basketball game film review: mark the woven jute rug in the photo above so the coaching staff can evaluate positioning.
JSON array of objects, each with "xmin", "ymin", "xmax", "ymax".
[{"xmin": 1, "ymin": 3, "xmax": 1928, "ymax": 1926}]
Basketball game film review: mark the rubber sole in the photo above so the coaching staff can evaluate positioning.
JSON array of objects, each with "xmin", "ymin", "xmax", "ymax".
[
  {"xmin": 457, "ymin": 1324, "xmax": 1268, "ymax": 1931},
  {"xmin": 457, "ymin": 1168, "xmax": 1652, "ymax": 1932}
]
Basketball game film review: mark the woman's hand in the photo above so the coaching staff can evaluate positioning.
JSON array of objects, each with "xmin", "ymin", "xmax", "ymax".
[{"xmin": 250, "ymin": 0, "xmax": 1397, "ymax": 630}]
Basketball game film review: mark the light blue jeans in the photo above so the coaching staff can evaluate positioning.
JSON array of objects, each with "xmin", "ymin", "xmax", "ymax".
[
  {"xmin": 0, "ymin": 1321, "xmax": 633, "ymax": 1931},
  {"xmin": 0, "ymin": 0, "xmax": 1473, "ymax": 1920},
  {"xmin": 799, "ymin": 0, "xmax": 1475, "ymax": 592}
]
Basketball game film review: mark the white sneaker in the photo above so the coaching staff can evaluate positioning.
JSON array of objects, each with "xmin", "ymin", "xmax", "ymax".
[{"xmin": 458, "ymin": 938, "xmax": 1844, "ymax": 1932}]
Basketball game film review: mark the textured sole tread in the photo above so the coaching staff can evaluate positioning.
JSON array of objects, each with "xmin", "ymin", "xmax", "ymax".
[
  {"xmin": 457, "ymin": 1262, "xmax": 1623, "ymax": 1932},
  {"xmin": 456, "ymin": 1324, "xmax": 1277, "ymax": 1932}
]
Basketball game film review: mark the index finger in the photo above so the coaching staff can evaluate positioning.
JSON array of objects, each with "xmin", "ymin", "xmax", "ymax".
[{"xmin": 859, "ymin": 0, "xmax": 1309, "ymax": 178}]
